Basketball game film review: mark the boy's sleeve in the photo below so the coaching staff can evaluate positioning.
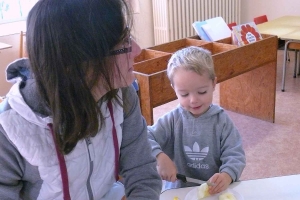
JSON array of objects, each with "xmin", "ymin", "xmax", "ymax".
[
  {"xmin": 219, "ymin": 114, "xmax": 246, "ymax": 182},
  {"xmin": 119, "ymin": 86, "xmax": 162, "ymax": 200},
  {"xmin": 147, "ymin": 110, "xmax": 176, "ymax": 159}
]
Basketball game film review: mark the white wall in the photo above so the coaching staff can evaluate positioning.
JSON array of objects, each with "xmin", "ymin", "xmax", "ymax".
[
  {"xmin": 241, "ymin": 0, "xmax": 300, "ymax": 23},
  {"xmin": 0, "ymin": 34, "xmax": 19, "ymax": 96},
  {"xmin": 132, "ymin": 0, "xmax": 154, "ymax": 49}
]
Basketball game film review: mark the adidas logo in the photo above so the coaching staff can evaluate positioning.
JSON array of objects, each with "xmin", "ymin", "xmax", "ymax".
[{"xmin": 184, "ymin": 142, "xmax": 209, "ymax": 161}]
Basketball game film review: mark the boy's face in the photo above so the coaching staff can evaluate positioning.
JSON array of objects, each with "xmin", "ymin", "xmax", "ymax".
[{"xmin": 172, "ymin": 68, "xmax": 216, "ymax": 117}]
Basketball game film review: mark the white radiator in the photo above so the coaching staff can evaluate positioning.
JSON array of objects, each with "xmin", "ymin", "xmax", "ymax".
[{"xmin": 152, "ymin": 0, "xmax": 241, "ymax": 45}]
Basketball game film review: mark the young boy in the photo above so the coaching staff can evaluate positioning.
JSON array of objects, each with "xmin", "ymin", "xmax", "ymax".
[{"xmin": 147, "ymin": 46, "xmax": 246, "ymax": 195}]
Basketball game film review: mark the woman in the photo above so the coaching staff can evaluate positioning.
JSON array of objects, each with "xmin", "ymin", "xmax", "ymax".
[{"xmin": 0, "ymin": 0, "xmax": 162, "ymax": 199}]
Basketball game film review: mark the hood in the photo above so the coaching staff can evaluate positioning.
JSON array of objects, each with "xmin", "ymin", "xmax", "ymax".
[
  {"xmin": 6, "ymin": 58, "xmax": 32, "ymax": 83},
  {"xmin": 5, "ymin": 58, "xmax": 50, "ymax": 117}
]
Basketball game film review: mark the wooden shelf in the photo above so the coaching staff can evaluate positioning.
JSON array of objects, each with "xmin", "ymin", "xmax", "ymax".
[
  {"xmin": 149, "ymin": 38, "xmax": 210, "ymax": 53},
  {"xmin": 134, "ymin": 34, "xmax": 278, "ymax": 125}
]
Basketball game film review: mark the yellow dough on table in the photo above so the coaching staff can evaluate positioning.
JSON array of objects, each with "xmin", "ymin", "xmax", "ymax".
[
  {"xmin": 219, "ymin": 192, "xmax": 237, "ymax": 200},
  {"xmin": 197, "ymin": 183, "xmax": 210, "ymax": 199}
]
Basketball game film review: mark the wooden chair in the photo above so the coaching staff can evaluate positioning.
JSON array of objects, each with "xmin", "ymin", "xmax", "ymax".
[
  {"xmin": 227, "ymin": 22, "xmax": 237, "ymax": 30},
  {"xmin": 19, "ymin": 31, "xmax": 27, "ymax": 58},
  {"xmin": 253, "ymin": 15, "xmax": 268, "ymax": 25}
]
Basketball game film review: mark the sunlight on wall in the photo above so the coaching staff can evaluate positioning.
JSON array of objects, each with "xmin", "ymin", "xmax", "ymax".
[{"xmin": 0, "ymin": 0, "xmax": 37, "ymax": 24}]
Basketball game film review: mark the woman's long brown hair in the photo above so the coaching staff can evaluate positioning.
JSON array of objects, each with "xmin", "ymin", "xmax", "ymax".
[{"xmin": 26, "ymin": 0, "xmax": 132, "ymax": 154}]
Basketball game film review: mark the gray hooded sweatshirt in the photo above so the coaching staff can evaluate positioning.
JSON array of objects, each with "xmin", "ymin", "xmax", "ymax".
[
  {"xmin": 0, "ymin": 58, "xmax": 162, "ymax": 200},
  {"xmin": 148, "ymin": 104, "xmax": 246, "ymax": 190}
]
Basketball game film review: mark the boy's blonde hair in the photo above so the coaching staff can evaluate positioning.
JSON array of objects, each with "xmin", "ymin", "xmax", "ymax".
[{"xmin": 167, "ymin": 46, "xmax": 215, "ymax": 85}]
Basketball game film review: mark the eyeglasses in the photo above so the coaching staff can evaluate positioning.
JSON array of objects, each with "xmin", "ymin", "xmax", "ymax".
[{"xmin": 109, "ymin": 36, "xmax": 132, "ymax": 56}]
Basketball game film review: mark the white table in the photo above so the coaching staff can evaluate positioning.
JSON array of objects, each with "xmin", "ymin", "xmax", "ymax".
[
  {"xmin": 257, "ymin": 16, "xmax": 300, "ymax": 92},
  {"xmin": 160, "ymin": 174, "xmax": 300, "ymax": 200},
  {"xmin": 0, "ymin": 42, "xmax": 12, "ymax": 50}
]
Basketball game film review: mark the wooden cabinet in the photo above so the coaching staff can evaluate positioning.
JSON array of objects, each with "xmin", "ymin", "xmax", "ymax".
[{"xmin": 134, "ymin": 34, "xmax": 278, "ymax": 125}]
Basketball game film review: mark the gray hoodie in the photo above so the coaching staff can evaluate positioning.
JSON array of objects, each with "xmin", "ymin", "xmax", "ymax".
[
  {"xmin": 0, "ymin": 58, "xmax": 162, "ymax": 199},
  {"xmin": 148, "ymin": 104, "xmax": 246, "ymax": 190}
]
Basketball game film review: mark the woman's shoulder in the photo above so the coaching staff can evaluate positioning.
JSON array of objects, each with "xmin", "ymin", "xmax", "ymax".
[
  {"xmin": 120, "ymin": 85, "xmax": 139, "ymax": 116},
  {"xmin": 121, "ymin": 85, "xmax": 137, "ymax": 99}
]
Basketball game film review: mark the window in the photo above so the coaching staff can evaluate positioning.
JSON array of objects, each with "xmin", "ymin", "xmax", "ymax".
[{"xmin": 0, "ymin": 0, "xmax": 38, "ymax": 24}]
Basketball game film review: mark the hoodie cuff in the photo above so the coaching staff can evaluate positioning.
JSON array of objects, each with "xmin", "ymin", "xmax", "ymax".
[{"xmin": 152, "ymin": 149, "xmax": 163, "ymax": 158}]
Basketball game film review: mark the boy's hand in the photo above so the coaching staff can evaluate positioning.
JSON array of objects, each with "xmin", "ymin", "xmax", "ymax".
[
  {"xmin": 207, "ymin": 172, "xmax": 232, "ymax": 195},
  {"xmin": 156, "ymin": 152, "xmax": 177, "ymax": 182}
]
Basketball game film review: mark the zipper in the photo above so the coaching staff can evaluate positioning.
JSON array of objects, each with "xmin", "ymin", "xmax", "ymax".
[{"xmin": 86, "ymin": 137, "xmax": 95, "ymax": 200}]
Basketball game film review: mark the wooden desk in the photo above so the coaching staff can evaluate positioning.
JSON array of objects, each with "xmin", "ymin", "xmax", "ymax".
[
  {"xmin": 257, "ymin": 16, "xmax": 300, "ymax": 92},
  {"xmin": 160, "ymin": 174, "xmax": 300, "ymax": 200},
  {"xmin": 0, "ymin": 42, "xmax": 12, "ymax": 50},
  {"xmin": 134, "ymin": 34, "xmax": 278, "ymax": 125}
]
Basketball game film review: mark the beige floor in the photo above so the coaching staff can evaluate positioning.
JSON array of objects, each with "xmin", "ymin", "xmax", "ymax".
[{"xmin": 153, "ymin": 50, "xmax": 300, "ymax": 181}]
